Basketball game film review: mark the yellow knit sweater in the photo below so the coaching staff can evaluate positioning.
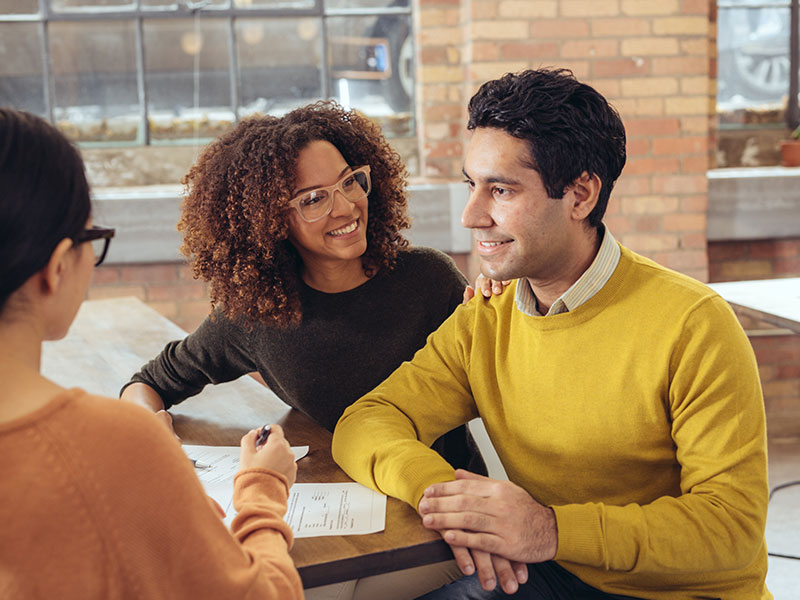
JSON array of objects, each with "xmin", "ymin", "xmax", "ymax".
[{"xmin": 333, "ymin": 245, "xmax": 770, "ymax": 599}]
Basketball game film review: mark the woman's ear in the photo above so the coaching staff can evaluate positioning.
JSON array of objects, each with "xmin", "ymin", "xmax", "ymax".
[
  {"xmin": 568, "ymin": 172, "xmax": 602, "ymax": 222},
  {"xmin": 40, "ymin": 238, "xmax": 76, "ymax": 297}
]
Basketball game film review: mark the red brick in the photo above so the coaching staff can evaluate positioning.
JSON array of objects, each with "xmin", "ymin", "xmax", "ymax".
[
  {"xmin": 561, "ymin": 39, "xmax": 619, "ymax": 59},
  {"xmin": 652, "ymin": 136, "xmax": 708, "ymax": 155},
  {"xmin": 778, "ymin": 363, "xmax": 800, "ymax": 379},
  {"xmin": 593, "ymin": 57, "xmax": 650, "ymax": 78},
  {"xmin": 652, "ymin": 175, "xmax": 707, "ymax": 194},
  {"xmin": 612, "ymin": 176, "xmax": 652, "ymax": 196},
  {"xmin": 751, "ymin": 335, "xmax": 800, "ymax": 365},
  {"xmin": 626, "ymin": 138, "xmax": 650, "ymax": 157},
  {"xmin": 680, "ymin": 195, "xmax": 707, "ymax": 213},
  {"xmin": 652, "ymin": 249, "xmax": 707, "ymax": 271},
  {"xmin": 591, "ymin": 17, "xmax": 651, "ymax": 37},
  {"xmin": 717, "ymin": 260, "xmax": 773, "ymax": 281},
  {"xmin": 424, "ymin": 141, "xmax": 463, "ymax": 159},
  {"xmin": 146, "ymin": 283, "xmax": 208, "ymax": 302},
  {"xmin": 681, "ymin": 0, "xmax": 711, "ymax": 15},
  {"xmin": 621, "ymin": 233, "xmax": 679, "ymax": 252},
  {"xmin": 121, "ymin": 264, "xmax": 179, "ymax": 284},
  {"xmin": 603, "ymin": 215, "xmax": 633, "ymax": 234},
  {"xmin": 624, "ymin": 156, "xmax": 681, "ymax": 175},
  {"xmin": 87, "ymin": 285, "xmax": 146, "ymax": 301},
  {"xmin": 707, "ymin": 241, "xmax": 747, "ymax": 261},
  {"xmin": 625, "ymin": 117, "xmax": 681, "ymax": 136},
  {"xmin": 680, "ymin": 156, "xmax": 709, "ymax": 173},
  {"xmin": 762, "ymin": 379, "xmax": 800, "ymax": 399},
  {"xmin": 663, "ymin": 212, "xmax": 705, "ymax": 232},
  {"xmin": 651, "ymin": 56, "xmax": 708, "ymax": 76},
  {"xmin": 530, "ymin": 19, "xmax": 590, "ymax": 38},
  {"xmin": 500, "ymin": 42, "xmax": 559, "ymax": 60},
  {"xmin": 680, "ymin": 232, "xmax": 706, "ymax": 249},
  {"xmin": 90, "ymin": 266, "xmax": 121, "ymax": 285},
  {"xmin": 758, "ymin": 364, "xmax": 777, "ymax": 382},
  {"xmin": 774, "ymin": 258, "xmax": 800, "ymax": 276},
  {"xmin": 420, "ymin": 47, "xmax": 448, "ymax": 64},
  {"xmin": 471, "ymin": 42, "xmax": 500, "ymax": 62},
  {"xmin": 749, "ymin": 239, "xmax": 800, "ymax": 260}
]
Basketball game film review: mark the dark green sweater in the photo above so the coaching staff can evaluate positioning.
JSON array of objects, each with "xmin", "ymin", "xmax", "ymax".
[{"xmin": 127, "ymin": 247, "xmax": 485, "ymax": 474}]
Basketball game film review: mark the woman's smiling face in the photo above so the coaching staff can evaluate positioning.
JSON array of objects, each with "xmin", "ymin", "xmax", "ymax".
[{"xmin": 287, "ymin": 140, "xmax": 369, "ymax": 269}]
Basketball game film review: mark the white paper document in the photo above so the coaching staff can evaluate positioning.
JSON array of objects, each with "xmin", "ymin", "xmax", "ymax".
[
  {"xmin": 183, "ymin": 444, "xmax": 386, "ymax": 537},
  {"xmin": 286, "ymin": 483, "xmax": 387, "ymax": 538}
]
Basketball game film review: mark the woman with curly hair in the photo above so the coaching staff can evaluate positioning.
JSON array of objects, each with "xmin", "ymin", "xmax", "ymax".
[{"xmin": 120, "ymin": 101, "xmax": 486, "ymax": 598}]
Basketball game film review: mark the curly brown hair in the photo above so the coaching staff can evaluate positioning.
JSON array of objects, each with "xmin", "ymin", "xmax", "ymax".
[{"xmin": 179, "ymin": 101, "xmax": 410, "ymax": 328}]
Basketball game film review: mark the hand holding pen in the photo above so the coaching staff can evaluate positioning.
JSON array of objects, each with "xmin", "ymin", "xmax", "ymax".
[{"xmin": 239, "ymin": 423, "xmax": 297, "ymax": 487}]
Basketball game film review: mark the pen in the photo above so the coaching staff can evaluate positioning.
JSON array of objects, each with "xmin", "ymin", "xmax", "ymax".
[
  {"xmin": 255, "ymin": 425, "xmax": 271, "ymax": 449},
  {"xmin": 191, "ymin": 458, "xmax": 212, "ymax": 469}
]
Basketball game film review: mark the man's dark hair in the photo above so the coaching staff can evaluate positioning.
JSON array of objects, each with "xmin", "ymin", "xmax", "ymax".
[{"xmin": 467, "ymin": 68, "xmax": 626, "ymax": 228}]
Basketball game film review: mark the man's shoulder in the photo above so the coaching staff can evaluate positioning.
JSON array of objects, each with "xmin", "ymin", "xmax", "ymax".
[{"xmin": 620, "ymin": 245, "xmax": 717, "ymax": 304}]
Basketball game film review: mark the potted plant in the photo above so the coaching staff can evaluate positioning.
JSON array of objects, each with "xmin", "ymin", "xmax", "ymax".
[{"xmin": 781, "ymin": 124, "xmax": 800, "ymax": 167}]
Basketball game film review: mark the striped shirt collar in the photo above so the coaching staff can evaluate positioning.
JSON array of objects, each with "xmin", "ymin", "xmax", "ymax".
[{"xmin": 515, "ymin": 226, "xmax": 620, "ymax": 317}]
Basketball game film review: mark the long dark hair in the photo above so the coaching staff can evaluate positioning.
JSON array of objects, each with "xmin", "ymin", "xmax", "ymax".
[
  {"xmin": 0, "ymin": 108, "xmax": 91, "ymax": 309},
  {"xmin": 468, "ymin": 68, "xmax": 627, "ymax": 228}
]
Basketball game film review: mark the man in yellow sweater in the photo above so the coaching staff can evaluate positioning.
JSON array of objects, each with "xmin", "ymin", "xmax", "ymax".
[{"xmin": 332, "ymin": 68, "xmax": 770, "ymax": 599}]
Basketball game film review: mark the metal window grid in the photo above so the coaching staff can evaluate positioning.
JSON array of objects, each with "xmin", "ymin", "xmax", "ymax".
[{"xmin": 0, "ymin": 0, "xmax": 413, "ymax": 145}]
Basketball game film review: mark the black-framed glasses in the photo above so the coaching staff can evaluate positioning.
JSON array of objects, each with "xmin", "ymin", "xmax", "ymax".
[
  {"xmin": 74, "ymin": 225, "xmax": 115, "ymax": 267},
  {"xmin": 288, "ymin": 165, "xmax": 372, "ymax": 223}
]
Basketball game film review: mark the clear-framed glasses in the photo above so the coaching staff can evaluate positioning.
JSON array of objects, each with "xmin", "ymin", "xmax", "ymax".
[
  {"xmin": 74, "ymin": 225, "xmax": 115, "ymax": 267},
  {"xmin": 288, "ymin": 165, "xmax": 371, "ymax": 223}
]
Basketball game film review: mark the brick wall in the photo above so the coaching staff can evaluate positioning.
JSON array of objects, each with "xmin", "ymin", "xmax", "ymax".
[
  {"xmin": 708, "ymin": 237, "xmax": 800, "ymax": 283},
  {"xmin": 415, "ymin": 0, "xmax": 714, "ymax": 281}
]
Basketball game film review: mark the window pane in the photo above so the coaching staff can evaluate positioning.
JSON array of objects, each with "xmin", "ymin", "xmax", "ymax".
[
  {"xmin": 236, "ymin": 18, "xmax": 323, "ymax": 117},
  {"xmin": 49, "ymin": 20, "xmax": 140, "ymax": 142},
  {"xmin": 0, "ymin": 24, "xmax": 45, "ymax": 115},
  {"xmin": 717, "ymin": 5, "xmax": 792, "ymax": 118},
  {"xmin": 0, "ymin": 0, "xmax": 39, "ymax": 14},
  {"xmin": 144, "ymin": 17, "xmax": 235, "ymax": 141},
  {"xmin": 325, "ymin": 0, "xmax": 409, "ymax": 9},
  {"xmin": 327, "ymin": 14, "xmax": 413, "ymax": 137},
  {"xmin": 50, "ymin": 0, "xmax": 135, "ymax": 11},
  {"xmin": 234, "ymin": 0, "xmax": 315, "ymax": 9}
]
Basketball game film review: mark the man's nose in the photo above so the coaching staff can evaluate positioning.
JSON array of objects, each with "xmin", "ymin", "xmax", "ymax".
[{"xmin": 461, "ymin": 188, "xmax": 492, "ymax": 229}]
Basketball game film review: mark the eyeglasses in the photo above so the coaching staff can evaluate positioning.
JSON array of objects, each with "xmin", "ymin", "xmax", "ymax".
[
  {"xmin": 74, "ymin": 225, "xmax": 115, "ymax": 267},
  {"xmin": 288, "ymin": 165, "xmax": 371, "ymax": 223}
]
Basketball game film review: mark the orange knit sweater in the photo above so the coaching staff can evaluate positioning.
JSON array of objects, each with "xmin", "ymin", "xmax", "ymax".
[{"xmin": 0, "ymin": 388, "xmax": 304, "ymax": 599}]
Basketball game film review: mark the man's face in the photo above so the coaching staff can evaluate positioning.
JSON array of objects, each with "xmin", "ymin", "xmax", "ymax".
[{"xmin": 461, "ymin": 127, "xmax": 581, "ymax": 284}]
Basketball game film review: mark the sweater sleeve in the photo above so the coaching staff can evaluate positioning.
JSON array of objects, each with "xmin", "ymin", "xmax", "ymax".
[
  {"xmin": 333, "ymin": 301, "xmax": 480, "ymax": 509},
  {"xmin": 553, "ymin": 295, "xmax": 769, "ymax": 574},
  {"xmin": 123, "ymin": 310, "xmax": 257, "ymax": 409},
  {"xmin": 89, "ymin": 401, "xmax": 303, "ymax": 599}
]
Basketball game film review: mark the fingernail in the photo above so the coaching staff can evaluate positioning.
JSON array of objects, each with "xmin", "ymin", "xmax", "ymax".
[
  {"xmin": 517, "ymin": 569, "xmax": 527, "ymax": 582},
  {"xmin": 463, "ymin": 565, "xmax": 474, "ymax": 575},
  {"xmin": 423, "ymin": 515, "xmax": 433, "ymax": 525},
  {"xmin": 485, "ymin": 579, "xmax": 495, "ymax": 590},
  {"xmin": 506, "ymin": 580, "xmax": 518, "ymax": 593},
  {"xmin": 418, "ymin": 500, "xmax": 428, "ymax": 512},
  {"xmin": 445, "ymin": 531, "xmax": 455, "ymax": 541}
]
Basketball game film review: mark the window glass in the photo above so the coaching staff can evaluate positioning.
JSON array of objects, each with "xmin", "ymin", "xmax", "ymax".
[
  {"xmin": 327, "ymin": 13, "xmax": 413, "ymax": 136},
  {"xmin": 50, "ymin": 0, "xmax": 136, "ymax": 11},
  {"xmin": 234, "ymin": 0, "xmax": 316, "ymax": 9},
  {"xmin": 0, "ymin": 0, "xmax": 38, "ymax": 13},
  {"xmin": 144, "ymin": 17, "xmax": 235, "ymax": 141},
  {"xmin": 717, "ymin": 2, "xmax": 792, "ymax": 125},
  {"xmin": 325, "ymin": 0, "xmax": 409, "ymax": 8},
  {"xmin": 49, "ymin": 20, "xmax": 140, "ymax": 142},
  {"xmin": 236, "ymin": 17, "xmax": 323, "ymax": 117},
  {"xmin": 0, "ymin": 23, "xmax": 46, "ymax": 115}
]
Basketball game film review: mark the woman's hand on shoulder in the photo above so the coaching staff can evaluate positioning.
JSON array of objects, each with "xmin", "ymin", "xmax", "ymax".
[
  {"xmin": 239, "ymin": 424, "xmax": 297, "ymax": 487},
  {"xmin": 463, "ymin": 274, "xmax": 512, "ymax": 303}
]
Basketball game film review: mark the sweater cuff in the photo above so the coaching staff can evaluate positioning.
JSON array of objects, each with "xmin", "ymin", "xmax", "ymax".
[{"xmin": 552, "ymin": 503, "xmax": 604, "ymax": 566}]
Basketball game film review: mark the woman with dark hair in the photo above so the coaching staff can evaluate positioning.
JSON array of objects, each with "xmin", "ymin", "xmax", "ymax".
[
  {"xmin": 0, "ymin": 108, "xmax": 303, "ymax": 599},
  {"xmin": 120, "ymin": 101, "xmax": 487, "ymax": 598}
]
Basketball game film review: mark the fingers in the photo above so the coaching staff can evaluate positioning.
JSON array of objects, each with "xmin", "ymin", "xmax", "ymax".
[
  {"xmin": 450, "ymin": 545, "xmax": 475, "ymax": 577},
  {"xmin": 423, "ymin": 472, "xmax": 495, "ymax": 499},
  {"xmin": 492, "ymin": 554, "xmax": 519, "ymax": 594},
  {"xmin": 512, "ymin": 561, "xmax": 528, "ymax": 585},
  {"xmin": 472, "ymin": 549, "xmax": 497, "ymax": 591},
  {"xmin": 463, "ymin": 286, "xmax": 475, "ymax": 304}
]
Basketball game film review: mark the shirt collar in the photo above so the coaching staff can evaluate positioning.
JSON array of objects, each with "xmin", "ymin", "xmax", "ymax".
[{"xmin": 515, "ymin": 225, "xmax": 620, "ymax": 317}]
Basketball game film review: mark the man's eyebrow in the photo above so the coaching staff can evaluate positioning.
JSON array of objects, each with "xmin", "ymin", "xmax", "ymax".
[
  {"xmin": 462, "ymin": 166, "xmax": 521, "ymax": 186},
  {"xmin": 293, "ymin": 165, "xmax": 351, "ymax": 196}
]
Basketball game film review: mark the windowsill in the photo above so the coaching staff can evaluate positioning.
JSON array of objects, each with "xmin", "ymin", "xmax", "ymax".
[
  {"xmin": 707, "ymin": 166, "xmax": 800, "ymax": 241},
  {"xmin": 92, "ymin": 183, "xmax": 472, "ymax": 265}
]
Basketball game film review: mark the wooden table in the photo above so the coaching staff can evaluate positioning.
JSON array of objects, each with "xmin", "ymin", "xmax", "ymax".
[
  {"xmin": 40, "ymin": 297, "xmax": 451, "ymax": 588},
  {"xmin": 708, "ymin": 277, "xmax": 800, "ymax": 334}
]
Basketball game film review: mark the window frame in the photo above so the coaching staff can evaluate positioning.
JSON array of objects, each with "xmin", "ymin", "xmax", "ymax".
[{"xmin": 0, "ymin": 0, "xmax": 413, "ymax": 146}]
